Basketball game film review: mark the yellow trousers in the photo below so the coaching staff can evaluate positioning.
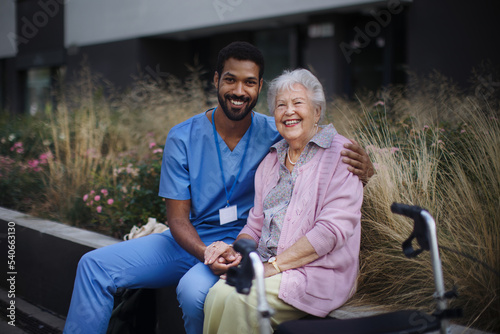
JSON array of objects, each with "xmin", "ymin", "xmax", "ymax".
[{"xmin": 203, "ymin": 274, "xmax": 307, "ymax": 334}]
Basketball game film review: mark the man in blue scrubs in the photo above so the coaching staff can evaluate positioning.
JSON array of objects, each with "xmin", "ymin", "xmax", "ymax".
[{"xmin": 63, "ymin": 41, "xmax": 373, "ymax": 334}]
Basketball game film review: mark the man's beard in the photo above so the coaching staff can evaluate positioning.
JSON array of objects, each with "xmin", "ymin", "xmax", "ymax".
[{"xmin": 217, "ymin": 91, "xmax": 257, "ymax": 121}]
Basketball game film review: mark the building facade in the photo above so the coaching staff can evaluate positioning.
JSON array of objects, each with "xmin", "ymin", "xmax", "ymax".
[{"xmin": 0, "ymin": 0, "xmax": 498, "ymax": 114}]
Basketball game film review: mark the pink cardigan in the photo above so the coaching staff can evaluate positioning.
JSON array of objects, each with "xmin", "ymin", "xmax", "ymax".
[{"xmin": 240, "ymin": 133, "xmax": 363, "ymax": 317}]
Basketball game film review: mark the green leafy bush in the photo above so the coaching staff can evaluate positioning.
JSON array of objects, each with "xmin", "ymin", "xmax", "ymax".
[{"xmin": 0, "ymin": 114, "xmax": 53, "ymax": 213}]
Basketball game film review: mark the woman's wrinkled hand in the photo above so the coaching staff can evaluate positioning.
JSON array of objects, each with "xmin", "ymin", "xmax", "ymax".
[{"xmin": 204, "ymin": 241, "xmax": 242, "ymax": 276}]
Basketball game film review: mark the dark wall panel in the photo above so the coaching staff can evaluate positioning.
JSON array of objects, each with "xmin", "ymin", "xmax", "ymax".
[{"xmin": 407, "ymin": 0, "xmax": 500, "ymax": 88}]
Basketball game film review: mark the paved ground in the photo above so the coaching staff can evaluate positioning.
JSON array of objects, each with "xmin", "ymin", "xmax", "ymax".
[
  {"xmin": 0, "ymin": 287, "xmax": 492, "ymax": 334},
  {"xmin": 0, "ymin": 286, "xmax": 64, "ymax": 334},
  {"xmin": 0, "ymin": 319, "xmax": 28, "ymax": 334}
]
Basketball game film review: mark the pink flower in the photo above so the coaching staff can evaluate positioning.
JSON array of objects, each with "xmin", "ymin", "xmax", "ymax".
[
  {"xmin": 90, "ymin": 190, "xmax": 95, "ymax": 195},
  {"xmin": 374, "ymin": 101, "xmax": 385, "ymax": 107},
  {"xmin": 86, "ymin": 148, "xmax": 100, "ymax": 158},
  {"xmin": 94, "ymin": 195, "xmax": 101, "ymax": 201},
  {"xmin": 107, "ymin": 199, "xmax": 114, "ymax": 205},
  {"xmin": 28, "ymin": 159, "xmax": 39, "ymax": 168},
  {"xmin": 149, "ymin": 142, "xmax": 156, "ymax": 149},
  {"xmin": 96, "ymin": 206, "xmax": 102, "ymax": 213},
  {"xmin": 423, "ymin": 125, "xmax": 429, "ymax": 130},
  {"xmin": 460, "ymin": 129, "xmax": 466, "ymax": 133},
  {"xmin": 27, "ymin": 159, "xmax": 41, "ymax": 172},
  {"xmin": 153, "ymin": 148, "xmax": 163, "ymax": 154},
  {"xmin": 83, "ymin": 194, "xmax": 89, "ymax": 202},
  {"xmin": 101, "ymin": 189, "xmax": 108, "ymax": 196},
  {"xmin": 390, "ymin": 147, "xmax": 400, "ymax": 154},
  {"xmin": 10, "ymin": 142, "xmax": 24, "ymax": 154},
  {"xmin": 39, "ymin": 152, "xmax": 53, "ymax": 164}
]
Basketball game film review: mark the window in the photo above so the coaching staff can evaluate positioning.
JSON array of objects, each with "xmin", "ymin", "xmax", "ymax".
[{"xmin": 25, "ymin": 67, "xmax": 52, "ymax": 115}]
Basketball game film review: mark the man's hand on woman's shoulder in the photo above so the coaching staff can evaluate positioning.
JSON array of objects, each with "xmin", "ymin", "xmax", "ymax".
[{"xmin": 341, "ymin": 139, "xmax": 375, "ymax": 186}]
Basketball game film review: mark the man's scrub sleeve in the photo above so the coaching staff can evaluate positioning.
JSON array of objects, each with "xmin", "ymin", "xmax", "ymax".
[{"xmin": 158, "ymin": 134, "xmax": 191, "ymax": 200}]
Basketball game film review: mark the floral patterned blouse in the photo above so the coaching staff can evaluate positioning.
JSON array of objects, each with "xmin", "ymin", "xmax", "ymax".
[{"xmin": 257, "ymin": 124, "xmax": 337, "ymax": 260}]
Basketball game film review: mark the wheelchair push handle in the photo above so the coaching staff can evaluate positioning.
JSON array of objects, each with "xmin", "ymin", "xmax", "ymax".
[
  {"xmin": 233, "ymin": 238, "xmax": 258, "ymax": 257},
  {"xmin": 390, "ymin": 202, "xmax": 425, "ymax": 220},
  {"xmin": 226, "ymin": 239, "xmax": 257, "ymax": 295}
]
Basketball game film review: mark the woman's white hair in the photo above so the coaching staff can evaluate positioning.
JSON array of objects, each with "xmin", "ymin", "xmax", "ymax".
[{"xmin": 267, "ymin": 68, "xmax": 326, "ymax": 121}]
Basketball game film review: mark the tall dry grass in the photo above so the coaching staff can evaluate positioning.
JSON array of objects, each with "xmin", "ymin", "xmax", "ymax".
[
  {"xmin": 327, "ymin": 74, "xmax": 499, "ymax": 332},
  {"xmin": 40, "ymin": 67, "xmax": 117, "ymax": 224},
  {"xmin": 437, "ymin": 102, "xmax": 500, "ymax": 331},
  {"xmin": 38, "ymin": 64, "xmax": 212, "ymax": 226},
  {"xmin": 113, "ymin": 63, "xmax": 213, "ymax": 150}
]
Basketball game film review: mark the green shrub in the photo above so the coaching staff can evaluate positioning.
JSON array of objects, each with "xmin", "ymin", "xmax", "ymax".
[{"xmin": 81, "ymin": 142, "xmax": 166, "ymax": 238}]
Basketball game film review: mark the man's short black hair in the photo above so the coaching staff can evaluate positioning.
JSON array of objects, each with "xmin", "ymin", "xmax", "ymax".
[{"xmin": 216, "ymin": 41, "xmax": 265, "ymax": 80}]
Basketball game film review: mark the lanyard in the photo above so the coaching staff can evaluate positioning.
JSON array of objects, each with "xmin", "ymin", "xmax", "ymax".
[{"xmin": 211, "ymin": 107, "xmax": 253, "ymax": 207}]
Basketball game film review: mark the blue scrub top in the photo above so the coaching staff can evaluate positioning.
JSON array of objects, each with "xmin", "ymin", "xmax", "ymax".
[{"xmin": 159, "ymin": 109, "xmax": 281, "ymax": 228}]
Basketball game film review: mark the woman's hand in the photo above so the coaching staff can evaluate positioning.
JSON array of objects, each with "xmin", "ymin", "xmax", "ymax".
[
  {"xmin": 264, "ymin": 237, "xmax": 319, "ymax": 277},
  {"xmin": 204, "ymin": 241, "xmax": 242, "ymax": 276},
  {"xmin": 263, "ymin": 262, "xmax": 280, "ymax": 278},
  {"xmin": 341, "ymin": 139, "xmax": 374, "ymax": 186}
]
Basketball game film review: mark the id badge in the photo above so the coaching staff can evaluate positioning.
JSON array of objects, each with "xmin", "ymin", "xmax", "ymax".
[{"xmin": 219, "ymin": 205, "xmax": 238, "ymax": 225}]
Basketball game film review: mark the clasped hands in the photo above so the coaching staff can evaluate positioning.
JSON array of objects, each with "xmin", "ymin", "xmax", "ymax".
[
  {"xmin": 204, "ymin": 241, "xmax": 242, "ymax": 276},
  {"xmin": 204, "ymin": 241, "xmax": 281, "ymax": 278}
]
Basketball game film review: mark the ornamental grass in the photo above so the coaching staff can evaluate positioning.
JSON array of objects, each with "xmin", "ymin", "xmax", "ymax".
[
  {"xmin": 326, "ymin": 71, "xmax": 499, "ymax": 333},
  {"xmin": 0, "ymin": 65, "xmax": 498, "ymax": 332}
]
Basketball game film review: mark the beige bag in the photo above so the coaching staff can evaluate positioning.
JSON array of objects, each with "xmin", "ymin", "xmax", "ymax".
[{"xmin": 123, "ymin": 217, "xmax": 169, "ymax": 240}]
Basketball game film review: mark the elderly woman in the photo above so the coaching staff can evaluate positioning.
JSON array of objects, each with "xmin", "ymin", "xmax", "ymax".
[{"xmin": 203, "ymin": 69, "xmax": 363, "ymax": 333}]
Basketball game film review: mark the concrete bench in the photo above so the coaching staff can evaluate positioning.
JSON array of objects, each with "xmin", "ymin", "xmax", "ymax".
[
  {"xmin": 0, "ymin": 207, "xmax": 481, "ymax": 334},
  {"xmin": 0, "ymin": 207, "xmax": 185, "ymax": 333}
]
